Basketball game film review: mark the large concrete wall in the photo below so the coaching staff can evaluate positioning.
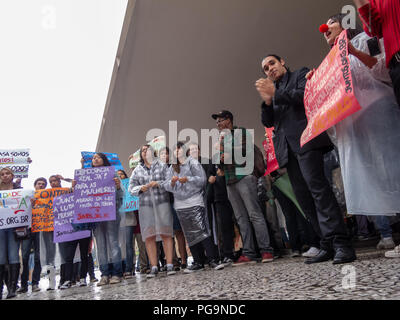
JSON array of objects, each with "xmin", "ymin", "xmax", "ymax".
[{"xmin": 97, "ymin": 0, "xmax": 352, "ymax": 173}]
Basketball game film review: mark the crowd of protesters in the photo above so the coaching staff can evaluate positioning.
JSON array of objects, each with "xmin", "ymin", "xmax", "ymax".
[{"xmin": 1, "ymin": 0, "xmax": 400, "ymax": 299}]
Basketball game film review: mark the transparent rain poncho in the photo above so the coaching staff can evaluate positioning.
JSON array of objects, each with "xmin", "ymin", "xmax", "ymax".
[{"xmin": 330, "ymin": 32, "xmax": 400, "ymax": 216}]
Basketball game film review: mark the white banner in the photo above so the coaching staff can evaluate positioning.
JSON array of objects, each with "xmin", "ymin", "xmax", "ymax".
[
  {"xmin": 0, "ymin": 149, "xmax": 30, "ymax": 178},
  {"xmin": 0, "ymin": 189, "xmax": 34, "ymax": 230}
]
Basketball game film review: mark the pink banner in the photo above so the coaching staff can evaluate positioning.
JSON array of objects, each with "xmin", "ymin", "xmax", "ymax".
[
  {"xmin": 300, "ymin": 30, "xmax": 362, "ymax": 147},
  {"xmin": 263, "ymin": 127, "xmax": 279, "ymax": 175}
]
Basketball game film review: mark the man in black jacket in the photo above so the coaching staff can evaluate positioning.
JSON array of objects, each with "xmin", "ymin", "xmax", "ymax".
[{"xmin": 255, "ymin": 54, "xmax": 356, "ymax": 264}]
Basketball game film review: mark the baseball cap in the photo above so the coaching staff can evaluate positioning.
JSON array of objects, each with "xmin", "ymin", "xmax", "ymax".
[{"xmin": 211, "ymin": 110, "xmax": 233, "ymax": 121}]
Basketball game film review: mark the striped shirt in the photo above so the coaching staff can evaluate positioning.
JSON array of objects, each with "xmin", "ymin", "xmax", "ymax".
[{"xmin": 359, "ymin": 0, "xmax": 400, "ymax": 67}]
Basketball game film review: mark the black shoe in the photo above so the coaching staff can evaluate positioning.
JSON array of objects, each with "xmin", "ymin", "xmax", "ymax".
[
  {"xmin": 183, "ymin": 263, "xmax": 204, "ymax": 274},
  {"xmin": 209, "ymin": 260, "xmax": 224, "ymax": 270},
  {"xmin": 333, "ymin": 247, "xmax": 357, "ymax": 265},
  {"xmin": 17, "ymin": 286, "xmax": 28, "ymax": 294},
  {"xmin": 180, "ymin": 264, "xmax": 187, "ymax": 270},
  {"xmin": 304, "ymin": 249, "xmax": 333, "ymax": 264}
]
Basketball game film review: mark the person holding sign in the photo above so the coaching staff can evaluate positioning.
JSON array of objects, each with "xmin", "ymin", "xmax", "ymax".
[
  {"xmin": 87, "ymin": 153, "xmax": 124, "ymax": 286},
  {"xmin": 311, "ymin": 14, "xmax": 400, "ymax": 253},
  {"xmin": 0, "ymin": 168, "xmax": 22, "ymax": 299},
  {"xmin": 256, "ymin": 55, "xmax": 356, "ymax": 265},
  {"xmin": 129, "ymin": 145, "xmax": 175, "ymax": 278}
]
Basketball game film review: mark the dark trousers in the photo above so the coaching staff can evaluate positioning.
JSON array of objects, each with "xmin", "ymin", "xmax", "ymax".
[
  {"xmin": 21, "ymin": 232, "xmax": 41, "ymax": 287},
  {"xmin": 61, "ymin": 237, "xmax": 91, "ymax": 282},
  {"xmin": 189, "ymin": 236, "xmax": 219, "ymax": 265},
  {"xmin": 389, "ymin": 58, "xmax": 400, "ymax": 107},
  {"xmin": 286, "ymin": 147, "xmax": 351, "ymax": 251},
  {"xmin": 215, "ymin": 201, "xmax": 235, "ymax": 260},
  {"xmin": 88, "ymin": 253, "xmax": 96, "ymax": 279},
  {"xmin": 273, "ymin": 186, "xmax": 320, "ymax": 251}
]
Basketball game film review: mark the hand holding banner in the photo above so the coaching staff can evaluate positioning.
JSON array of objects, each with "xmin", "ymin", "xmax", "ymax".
[{"xmin": 301, "ymin": 30, "xmax": 362, "ymax": 147}]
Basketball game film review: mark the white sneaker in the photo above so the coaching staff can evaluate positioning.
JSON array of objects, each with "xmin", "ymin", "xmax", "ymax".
[
  {"xmin": 302, "ymin": 247, "xmax": 320, "ymax": 258},
  {"xmin": 78, "ymin": 278, "xmax": 87, "ymax": 287},
  {"xmin": 385, "ymin": 245, "xmax": 400, "ymax": 258},
  {"xmin": 377, "ymin": 238, "xmax": 395, "ymax": 250},
  {"xmin": 291, "ymin": 250, "xmax": 301, "ymax": 257},
  {"xmin": 60, "ymin": 281, "xmax": 71, "ymax": 290}
]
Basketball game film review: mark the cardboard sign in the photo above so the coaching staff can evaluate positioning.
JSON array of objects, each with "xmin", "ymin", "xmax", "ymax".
[
  {"xmin": 0, "ymin": 149, "xmax": 30, "ymax": 178},
  {"xmin": 31, "ymin": 188, "xmax": 71, "ymax": 232},
  {"xmin": 301, "ymin": 30, "xmax": 362, "ymax": 147},
  {"xmin": 121, "ymin": 178, "xmax": 139, "ymax": 212},
  {"xmin": 81, "ymin": 152, "xmax": 124, "ymax": 171},
  {"xmin": 53, "ymin": 194, "xmax": 91, "ymax": 243},
  {"xmin": 0, "ymin": 189, "xmax": 34, "ymax": 230},
  {"xmin": 263, "ymin": 127, "xmax": 279, "ymax": 175},
  {"xmin": 73, "ymin": 166, "xmax": 116, "ymax": 223}
]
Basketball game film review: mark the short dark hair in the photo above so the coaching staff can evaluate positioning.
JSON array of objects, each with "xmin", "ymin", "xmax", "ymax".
[
  {"xmin": 328, "ymin": 13, "xmax": 363, "ymax": 41},
  {"xmin": 34, "ymin": 177, "xmax": 47, "ymax": 187},
  {"xmin": 263, "ymin": 54, "xmax": 288, "ymax": 73},
  {"xmin": 49, "ymin": 175, "xmax": 60, "ymax": 182}
]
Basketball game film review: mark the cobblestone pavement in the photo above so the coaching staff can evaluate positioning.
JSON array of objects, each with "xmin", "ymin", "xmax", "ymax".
[{"xmin": 7, "ymin": 249, "xmax": 400, "ymax": 300}]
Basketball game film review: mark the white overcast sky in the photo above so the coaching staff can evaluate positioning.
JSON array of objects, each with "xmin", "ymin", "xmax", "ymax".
[{"xmin": 0, "ymin": 0, "xmax": 128, "ymax": 189}]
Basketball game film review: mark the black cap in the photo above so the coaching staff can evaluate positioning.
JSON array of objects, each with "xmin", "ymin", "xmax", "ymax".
[{"xmin": 211, "ymin": 110, "xmax": 233, "ymax": 121}]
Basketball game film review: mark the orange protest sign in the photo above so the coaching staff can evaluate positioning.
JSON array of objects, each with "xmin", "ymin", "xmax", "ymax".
[
  {"xmin": 300, "ymin": 30, "xmax": 362, "ymax": 147},
  {"xmin": 31, "ymin": 187, "xmax": 71, "ymax": 232}
]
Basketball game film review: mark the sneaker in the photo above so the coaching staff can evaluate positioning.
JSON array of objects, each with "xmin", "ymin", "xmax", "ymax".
[
  {"xmin": 147, "ymin": 266, "xmax": 159, "ymax": 279},
  {"xmin": 209, "ymin": 260, "xmax": 224, "ymax": 270},
  {"xmin": 109, "ymin": 276, "xmax": 122, "ymax": 284},
  {"xmin": 261, "ymin": 252, "xmax": 274, "ymax": 263},
  {"xmin": 222, "ymin": 258, "xmax": 233, "ymax": 268},
  {"xmin": 90, "ymin": 277, "xmax": 98, "ymax": 283},
  {"xmin": 123, "ymin": 272, "xmax": 133, "ymax": 279},
  {"xmin": 78, "ymin": 279, "xmax": 87, "ymax": 287},
  {"xmin": 377, "ymin": 238, "xmax": 396, "ymax": 250},
  {"xmin": 32, "ymin": 284, "xmax": 40, "ymax": 292},
  {"xmin": 184, "ymin": 263, "xmax": 205, "ymax": 273},
  {"xmin": 385, "ymin": 245, "xmax": 400, "ymax": 258},
  {"xmin": 17, "ymin": 286, "xmax": 28, "ymax": 294},
  {"xmin": 291, "ymin": 250, "xmax": 301, "ymax": 258},
  {"xmin": 97, "ymin": 276, "xmax": 110, "ymax": 287},
  {"xmin": 302, "ymin": 247, "xmax": 320, "ymax": 258},
  {"xmin": 166, "ymin": 265, "xmax": 177, "ymax": 276},
  {"xmin": 60, "ymin": 281, "xmax": 72, "ymax": 290},
  {"xmin": 233, "ymin": 255, "xmax": 257, "ymax": 267},
  {"xmin": 180, "ymin": 263, "xmax": 187, "ymax": 270}
]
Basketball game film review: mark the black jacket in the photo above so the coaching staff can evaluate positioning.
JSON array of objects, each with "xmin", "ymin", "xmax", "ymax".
[{"xmin": 261, "ymin": 67, "xmax": 333, "ymax": 167}]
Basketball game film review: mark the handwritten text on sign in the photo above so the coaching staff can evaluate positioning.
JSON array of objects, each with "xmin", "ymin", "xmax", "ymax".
[
  {"xmin": 263, "ymin": 127, "xmax": 279, "ymax": 175},
  {"xmin": 31, "ymin": 188, "xmax": 71, "ymax": 232},
  {"xmin": 53, "ymin": 194, "xmax": 91, "ymax": 243},
  {"xmin": 0, "ymin": 149, "xmax": 30, "ymax": 178},
  {"xmin": 0, "ymin": 189, "xmax": 34, "ymax": 230},
  {"xmin": 121, "ymin": 178, "xmax": 139, "ymax": 212},
  {"xmin": 300, "ymin": 30, "xmax": 362, "ymax": 147},
  {"xmin": 73, "ymin": 166, "xmax": 116, "ymax": 223}
]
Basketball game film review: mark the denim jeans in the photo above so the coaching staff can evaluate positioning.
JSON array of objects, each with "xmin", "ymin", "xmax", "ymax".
[
  {"xmin": 94, "ymin": 219, "xmax": 122, "ymax": 277},
  {"xmin": 227, "ymin": 175, "xmax": 273, "ymax": 259},
  {"xmin": 41, "ymin": 231, "xmax": 56, "ymax": 266},
  {"xmin": 0, "ymin": 228, "xmax": 20, "ymax": 264},
  {"xmin": 125, "ymin": 226, "xmax": 135, "ymax": 273},
  {"xmin": 372, "ymin": 215, "xmax": 392, "ymax": 239},
  {"xmin": 21, "ymin": 231, "xmax": 41, "ymax": 287}
]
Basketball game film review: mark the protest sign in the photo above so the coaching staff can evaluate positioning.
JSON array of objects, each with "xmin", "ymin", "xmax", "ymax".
[
  {"xmin": 53, "ymin": 194, "xmax": 91, "ymax": 243},
  {"xmin": 129, "ymin": 136, "xmax": 166, "ymax": 168},
  {"xmin": 0, "ymin": 149, "xmax": 30, "ymax": 178},
  {"xmin": 31, "ymin": 188, "xmax": 71, "ymax": 232},
  {"xmin": 81, "ymin": 152, "xmax": 124, "ymax": 171},
  {"xmin": 0, "ymin": 189, "xmax": 34, "ymax": 230},
  {"xmin": 263, "ymin": 127, "xmax": 279, "ymax": 175},
  {"xmin": 73, "ymin": 166, "xmax": 116, "ymax": 223},
  {"xmin": 121, "ymin": 178, "xmax": 139, "ymax": 212},
  {"xmin": 300, "ymin": 30, "xmax": 362, "ymax": 147}
]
